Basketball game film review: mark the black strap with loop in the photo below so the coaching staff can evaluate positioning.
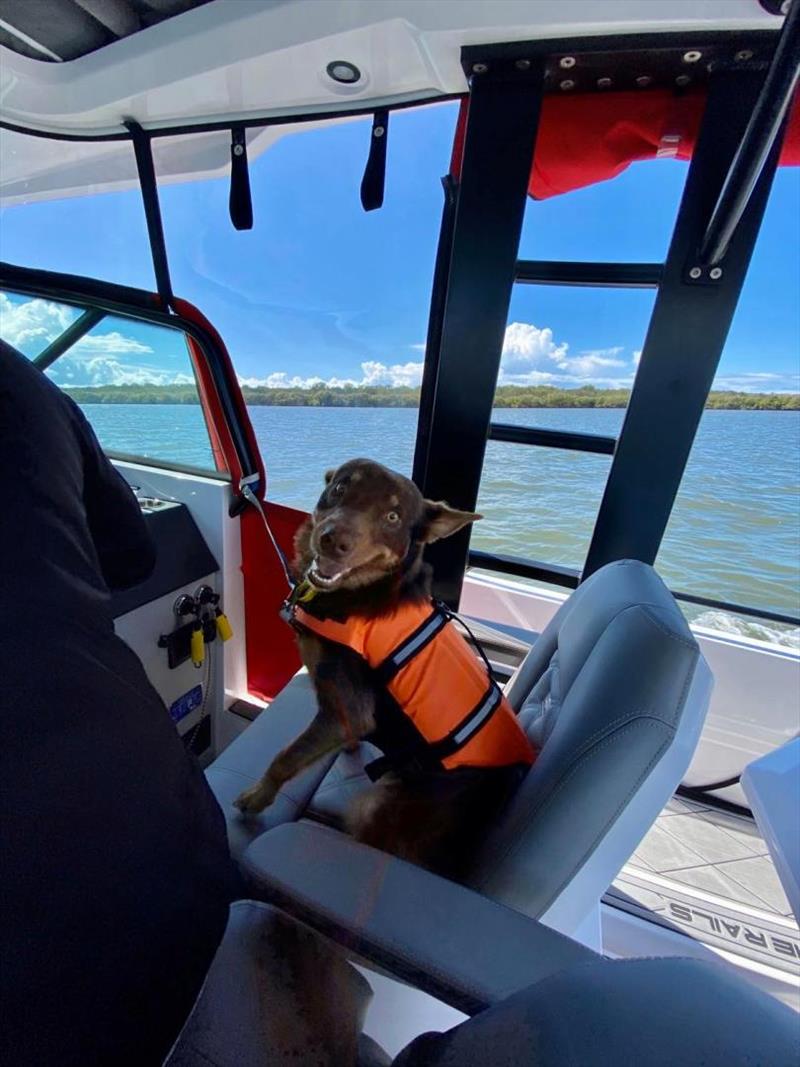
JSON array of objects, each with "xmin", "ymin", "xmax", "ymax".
[
  {"xmin": 229, "ymin": 127, "xmax": 254, "ymax": 230},
  {"xmin": 360, "ymin": 109, "xmax": 389, "ymax": 211}
]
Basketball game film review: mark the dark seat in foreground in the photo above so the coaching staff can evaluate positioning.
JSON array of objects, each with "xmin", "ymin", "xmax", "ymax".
[
  {"xmin": 171, "ymin": 828, "xmax": 798, "ymax": 1066},
  {"xmin": 208, "ymin": 558, "xmax": 712, "ymax": 945}
]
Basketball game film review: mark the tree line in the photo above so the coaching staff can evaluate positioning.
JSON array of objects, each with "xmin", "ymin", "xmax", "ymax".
[{"xmin": 63, "ymin": 383, "xmax": 799, "ymax": 410}]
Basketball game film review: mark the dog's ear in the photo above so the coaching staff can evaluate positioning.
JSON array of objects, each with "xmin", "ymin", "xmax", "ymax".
[
  {"xmin": 419, "ymin": 501, "xmax": 482, "ymax": 543},
  {"xmin": 323, "ymin": 468, "xmax": 337, "ymax": 485}
]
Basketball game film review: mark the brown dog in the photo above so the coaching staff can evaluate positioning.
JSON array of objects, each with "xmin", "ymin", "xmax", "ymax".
[{"xmin": 234, "ymin": 458, "xmax": 531, "ymax": 876}]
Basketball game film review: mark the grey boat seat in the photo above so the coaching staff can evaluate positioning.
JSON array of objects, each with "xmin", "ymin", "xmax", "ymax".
[
  {"xmin": 175, "ymin": 832, "xmax": 798, "ymax": 1067},
  {"xmin": 207, "ymin": 559, "xmax": 712, "ymax": 946}
]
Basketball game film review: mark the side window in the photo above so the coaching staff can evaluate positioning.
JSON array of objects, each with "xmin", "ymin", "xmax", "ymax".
[
  {"xmin": 0, "ymin": 290, "xmax": 219, "ymax": 472},
  {"xmin": 656, "ymin": 167, "xmax": 800, "ymax": 647}
]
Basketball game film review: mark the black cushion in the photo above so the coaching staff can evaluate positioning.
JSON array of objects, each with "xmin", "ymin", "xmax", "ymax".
[{"xmin": 392, "ymin": 956, "xmax": 800, "ymax": 1066}]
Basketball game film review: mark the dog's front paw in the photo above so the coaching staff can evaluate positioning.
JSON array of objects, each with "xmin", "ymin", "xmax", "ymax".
[{"xmin": 234, "ymin": 782, "xmax": 277, "ymax": 815}]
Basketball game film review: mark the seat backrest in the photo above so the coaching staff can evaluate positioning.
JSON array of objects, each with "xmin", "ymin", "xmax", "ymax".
[{"xmin": 467, "ymin": 560, "xmax": 712, "ymax": 945}]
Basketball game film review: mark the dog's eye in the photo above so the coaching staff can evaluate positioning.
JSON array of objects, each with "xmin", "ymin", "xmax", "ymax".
[
  {"xmin": 386, "ymin": 510, "xmax": 400, "ymax": 524},
  {"xmin": 332, "ymin": 482, "xmax": 345, "ymax": 497}
]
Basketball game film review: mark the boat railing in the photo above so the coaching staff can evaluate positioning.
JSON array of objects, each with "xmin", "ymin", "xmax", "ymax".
[{"xmin": 468, "ymin": 548, "xmax": 800, "ymax": 630}]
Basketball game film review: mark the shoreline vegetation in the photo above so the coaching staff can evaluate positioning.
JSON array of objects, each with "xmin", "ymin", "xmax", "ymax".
[{"xmin": 64, "ymin": 383, "xmax": 800, "ymax": 410}]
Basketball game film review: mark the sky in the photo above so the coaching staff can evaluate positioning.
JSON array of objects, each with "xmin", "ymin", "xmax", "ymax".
[{"xmin": 1, "ymin": 101, "xmax": 798, "ymax": 392}]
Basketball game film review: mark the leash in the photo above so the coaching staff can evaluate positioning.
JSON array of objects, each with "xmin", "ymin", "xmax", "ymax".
[
  {"xmin": 437, "ymin": 600, "xmax": 495, "ymax": 680},
  {"xmin": 239, "ymin": 477, "xmax": 319, "ymax": 608}
]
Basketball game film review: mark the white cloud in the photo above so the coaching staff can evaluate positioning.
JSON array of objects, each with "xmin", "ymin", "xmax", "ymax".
[
  {"xmin": 361, "ymin": 360, "xmax": 424, "ymax": 387},
  {"xmin": 0, "ymin": 291, "xmax": 76, "ymax": 350},
  {"xmin": 241, "ymin": 359, "xmax": 424, "ymax": 390},
  {"xmin": 48, "ymin": 356, "xmax": 194, "ymax": 388},
  {"xmin": 72, "ymin": 332, "xmax": 153, "ymax": 356},
  {"xmin": 408, "ymin": 342, "xmax": 427, "ymax": 352},
  {"xmin": 500, "ymin": 322, "xmax": 569, "ymax": 375},
  {"xmin": 240, "ymin": 349, "xmax": 799, "ymax": 395},
  {"xmin": 241, "ymin": 324, "xmax": 634, "ymax": 391},
  {"xmin": 239, "ymin": 372, "xmax": 326, "ymax": 389},
  {"xmin": 1, "ymin": 294, "xmax": 193, "ymax": 387},
  {"xmin": 498, "ymin": 323, "xmax": 626, "ymax": 385}
]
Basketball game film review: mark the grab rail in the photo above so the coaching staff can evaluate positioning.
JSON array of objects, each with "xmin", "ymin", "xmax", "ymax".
[
  {"xmin": 699, "ymin": 0, "xmax": 800, "ymax": 265},
  {"xmin": 468, "ymin": 548, "xmax": 800, "ymax": 629},
  {"xmin": 488, "ymin": 423, "xmax": 616, "ymax": 455},
  {"xmin": 515, "ymin": 260, "xmax": 663, "ymax": 288}
]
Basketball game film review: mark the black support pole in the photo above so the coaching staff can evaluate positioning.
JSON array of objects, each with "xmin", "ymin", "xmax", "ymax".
[
  {"xmin": 413, "ymin": 65, "xmax": 544, "ymax": 607},
  {"xmin": 412, "ymin": 175, "xmax": 457, "ymax": 489},
  {"xmin": 699, "ymin": 0, "xmax": 800, "ymax": 266},
  {"xmin": 125, "ymin": 120, "xmax": 174, "ymax": 308},
  {"xmin": 33, "ymin": 307, "xmax": 105, "ymax": 371},
  {"xmin": 584, "ymin": 70, "xmax": 785, "ymax": 578}
]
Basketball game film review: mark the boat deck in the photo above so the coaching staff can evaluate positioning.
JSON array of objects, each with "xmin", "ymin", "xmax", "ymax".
[{"xmin": 606, "ymin": 797, "xmax": 799, "ymax": 974}]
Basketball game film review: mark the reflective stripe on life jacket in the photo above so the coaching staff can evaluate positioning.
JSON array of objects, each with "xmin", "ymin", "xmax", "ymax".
[{"xmin": 292, "ymin": 599, "xmax": 536, "ymax": 776}]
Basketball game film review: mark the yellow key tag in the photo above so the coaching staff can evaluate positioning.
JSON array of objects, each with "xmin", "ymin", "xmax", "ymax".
[
  {"xmin": 191, "ymin": 623, "xmax": 205, "ymax": 668},
  {"xmin": 215, "ymin": 611, "xmax": 233, "ymax": 642}
]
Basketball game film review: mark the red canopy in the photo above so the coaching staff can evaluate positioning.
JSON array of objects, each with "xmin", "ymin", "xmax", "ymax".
[{"xmin": 450, "ymin": 90, "xmax": 800, "ymax": 199}]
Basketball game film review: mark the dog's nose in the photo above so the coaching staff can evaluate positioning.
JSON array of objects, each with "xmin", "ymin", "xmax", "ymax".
[{"xmin": 319, "ymin": 524, "xmax": 353, "ymax": 559}]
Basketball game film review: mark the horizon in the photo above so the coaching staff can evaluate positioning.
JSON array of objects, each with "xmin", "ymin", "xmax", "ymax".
[{"xmin": 59, "ymin": 381, "xmax": 800, "ymax": 409}]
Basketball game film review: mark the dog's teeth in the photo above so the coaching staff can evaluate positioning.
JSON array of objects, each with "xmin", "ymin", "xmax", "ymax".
[{"xmin": 308, "ymin": 559, "xmax": 350, "ymax": 587}]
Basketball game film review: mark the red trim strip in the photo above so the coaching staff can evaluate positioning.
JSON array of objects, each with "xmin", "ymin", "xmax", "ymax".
[
  {"xmin": 173, "ymin": 297, "xmax": 264, "ymax": 492},
  {"xmin": 449, "ymin": 96, "xmax": 469, "ymax": 180},
  {"xmin": 173, "ymin": 297, "xmax": 303, "ymax": 698},
  {"xmin": 185, "ymin": 335, "xmax": 234, "ymax": 474},
  {"xmin": 240, "ymin": 501, "xmax": 306, "ymax": 700}
]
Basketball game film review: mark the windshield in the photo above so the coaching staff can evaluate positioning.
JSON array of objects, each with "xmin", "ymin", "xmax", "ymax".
[{"xmin": 1, "ymin": 106, "xmax": 798, "ymax": 644}]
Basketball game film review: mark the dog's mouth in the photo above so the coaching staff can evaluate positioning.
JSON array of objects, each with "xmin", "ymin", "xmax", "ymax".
[
  {"xmin": 306, "ymin": 557, "xmax": 353, "ymax": 590},
  {"xmin": 306, "ymin": 552, "xmax": 395, "ymax": 592}
]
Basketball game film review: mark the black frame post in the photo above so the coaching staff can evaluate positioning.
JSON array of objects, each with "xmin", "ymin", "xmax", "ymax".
[
  {"xmin": 584, "ymin": 69, "xmax": 785, "ymax": 578},
  {"xmin": 125, "ymin": 120, "xmax": 174, "ymax": 308},
  {"xmin": 33, "ymin": 307, "xmax": 105, "ymax": 370},
  {"xmin": 412, "ymin": 174, "xmax": 457, "ymax": 488},
  {"xmin": 413, "ymin": 65, "xmax": 544, "ymax": 606},
  {"xmin": 699, "ymin": 0, "xmax": 800, "ymax": 265}
]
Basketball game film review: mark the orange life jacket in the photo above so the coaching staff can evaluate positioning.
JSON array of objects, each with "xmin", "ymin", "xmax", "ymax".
[{"xmin": 290, "ymin": 598, "xmax": 536, "ymax": 778}]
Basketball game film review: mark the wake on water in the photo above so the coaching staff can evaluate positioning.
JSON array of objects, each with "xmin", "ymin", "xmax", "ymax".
[{"xmin": 689, "ymin": 610, "xmax": 800, "ymax": 651}]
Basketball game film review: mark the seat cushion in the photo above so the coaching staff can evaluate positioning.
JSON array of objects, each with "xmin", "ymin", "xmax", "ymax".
[
  {"xmin": 206, "ymin": 673, "xmax": 338, "ymax": 861},
  {"xmin": 166, "ymin": 900, "xmax": 377, "ymax": 1067},
  {"xmin": 306, "ymin": 743, "xmax": 382, "ymax": 828}
]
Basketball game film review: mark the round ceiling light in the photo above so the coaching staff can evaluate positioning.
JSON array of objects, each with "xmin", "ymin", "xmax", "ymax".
[{"xmin": 326, "ymin": 60, "xmax": 362, "ymax": 85}]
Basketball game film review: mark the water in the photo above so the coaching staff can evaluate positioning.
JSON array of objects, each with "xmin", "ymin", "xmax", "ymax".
[{"xmin": 83, "ymin": 404, "xmax": 800, "ymax": 649}]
